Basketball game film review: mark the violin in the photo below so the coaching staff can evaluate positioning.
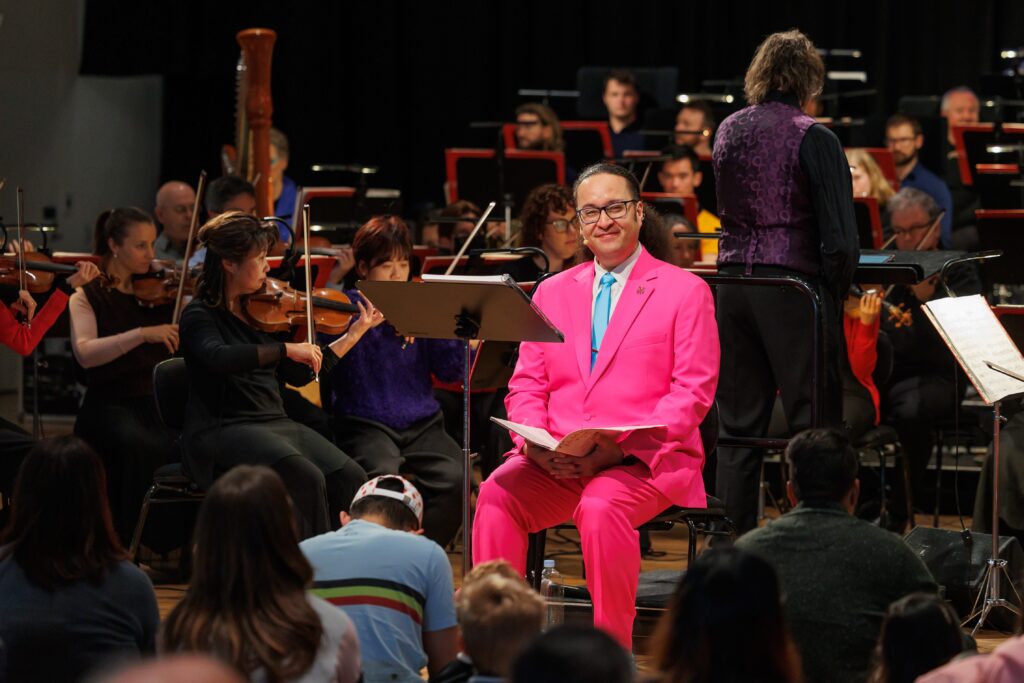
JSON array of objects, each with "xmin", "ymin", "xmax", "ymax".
[
  {"xmin": 243, "ymin": 276, "xmax": 359, "ymax": 336},
  {"xmin": 847, "ymin": 285, "xmax": 913, "ymax": 328},
  {"xmin": 0, "ymin": 251, "xmax": 115, "ymax": 293},
  {"xmin": 132, "ymin": 260, "xmax": 199, "ymax": 308}
]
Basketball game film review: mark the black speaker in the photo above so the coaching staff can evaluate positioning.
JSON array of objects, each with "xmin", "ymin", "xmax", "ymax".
[{"xmin": 904, "ymin": 526, "xmax": 1024, "ymax": 630}]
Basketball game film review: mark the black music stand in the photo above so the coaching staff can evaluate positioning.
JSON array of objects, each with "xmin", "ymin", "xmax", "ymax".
[{"xmin": 357, "ymin": 275, "xmax": 563, "ymax": 576}]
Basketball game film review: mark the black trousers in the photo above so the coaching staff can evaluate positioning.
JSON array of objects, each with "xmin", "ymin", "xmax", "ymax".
[
  {"xmin": 882, "ymin": 372, "xmax": 963, "ymax": 521},
  {"xmin": 335, "ymin": 411, "xmax": 463, "ymax": 546},
  {"xmin": 715, "ymin": 266, "xmax": 844, "ymax": 534},
  {"xmin": 74, "ymin": 392, "xmax": 179, "ymax": 546},
  {"xmin": 187, "ymin": 417, "xmax": 367, "ymax": 540}
]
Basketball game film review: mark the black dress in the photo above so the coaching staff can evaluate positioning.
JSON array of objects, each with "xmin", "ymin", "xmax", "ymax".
[
  {"xmin": 179, "ymin": 301, "xmax": 366, "ymax": 538},
  {"xmin": 72, "ymin": 282, "xmax": 178, "ymax": 545}
]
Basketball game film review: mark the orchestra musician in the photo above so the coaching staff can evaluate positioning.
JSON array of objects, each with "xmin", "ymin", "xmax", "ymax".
[
  {"xmin": 473, "ymin": 163, "xmax": 720, "ymax": 650},
  {"xmin": 69, "ymin": 208, "xmax": 181, "ymax": 543},
  {"xmin": 178, "ymin": 211, "xmax": 374, "ymax": 539},
  {"xmin": 321, "ymin": 215, "xmax": 464, "ymax": 547},
  {"xmin": 0, "ymin": 249, "xmax": 100, "ymax": 509}
]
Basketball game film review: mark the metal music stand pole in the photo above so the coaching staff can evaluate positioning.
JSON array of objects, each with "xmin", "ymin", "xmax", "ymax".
[{"xmin": 963, "ymin": 397, "xmax": 1023, "ymax": 633}]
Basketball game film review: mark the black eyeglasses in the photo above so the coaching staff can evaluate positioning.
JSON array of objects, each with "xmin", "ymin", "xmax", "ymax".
[
  {"xmin": 576, "ymin": 199, "xmax": 638, "ymax": 225},
  {"xmin": 545, "ymin": 219, "xmax": 575, "ymax": 233}
]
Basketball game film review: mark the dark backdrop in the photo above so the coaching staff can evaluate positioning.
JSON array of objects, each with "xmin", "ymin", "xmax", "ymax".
[{"xmin": 81, "ymin": 0, "xmax": 1024, "ymax": 214}]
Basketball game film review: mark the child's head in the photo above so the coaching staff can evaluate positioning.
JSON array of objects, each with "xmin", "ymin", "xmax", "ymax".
[{"xmin": 456, "ymin": 573, "xmax": 545, "ymax": 677}]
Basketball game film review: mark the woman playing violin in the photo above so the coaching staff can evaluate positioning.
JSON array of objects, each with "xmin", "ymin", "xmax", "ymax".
[
  {"xmin": 321, "ymin": 215, "xmax": 465, "ymax": 546},
  {"xmin": 0, "ymin": 242, "xmax": 101, "ymax": 513},
  {"xmin": 69, "ymin": 207, "xmax": 181, "ymax": 543},
  {"xmin": 179, "ymin": 211, "xmax": 376, "ymax": 539}
]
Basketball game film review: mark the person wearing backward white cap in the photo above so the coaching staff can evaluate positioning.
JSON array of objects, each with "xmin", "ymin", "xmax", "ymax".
[{"xmin": 300, "ymin": 475, "xmax": 459, "ymax": 683}]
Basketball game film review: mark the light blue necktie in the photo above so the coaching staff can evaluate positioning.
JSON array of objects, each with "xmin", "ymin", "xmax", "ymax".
[{"xmin": 591, "ymin": 272, "xmax": 615, "ymax": 370}]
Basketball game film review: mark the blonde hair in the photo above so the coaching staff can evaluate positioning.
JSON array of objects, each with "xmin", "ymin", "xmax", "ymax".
[
  {"xmin": 456, "ymin": 575, "xmax": 545, "ymax": 676},
  {"xmin": 846, "ymin": 149, "xmax": 895, "ymax": 205},
  {"xmin": 744, "ymin": 30, "xmax": 824, "ymax": 106},
  {"xmin": 462, "ymin": 559, "xmax": 525, "ymax": 587}
]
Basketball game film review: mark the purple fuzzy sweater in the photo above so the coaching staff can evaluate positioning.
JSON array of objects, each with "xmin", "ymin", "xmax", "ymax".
[{"xmin": 322, "ymin": 292, "xmax": 464, "ymax": 430}]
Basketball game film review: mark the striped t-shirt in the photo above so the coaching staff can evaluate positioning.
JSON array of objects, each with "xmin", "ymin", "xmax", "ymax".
[{"xmin": 301, "ymin": 519, "xmax": 456, "ymax": 683}]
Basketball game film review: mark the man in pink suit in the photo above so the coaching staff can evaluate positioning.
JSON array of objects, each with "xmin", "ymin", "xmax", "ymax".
[{"xmin": 472, "ymin": 163, "xmax": 720, "ymax": 649}]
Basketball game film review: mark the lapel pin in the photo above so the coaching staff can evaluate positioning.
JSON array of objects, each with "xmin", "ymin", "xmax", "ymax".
[{"xmin": 636, "ymin": 286, "xmax": 645, "ymax": 295}]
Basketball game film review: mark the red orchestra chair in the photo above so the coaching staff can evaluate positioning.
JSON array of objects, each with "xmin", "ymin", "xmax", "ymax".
[
  {"xmin": 128, "ymin": 358, "xmax": 205, "ymax": 565},
  {"xmin": 525, "ymin": 401, "xmax": 735, "ymax": 590}
]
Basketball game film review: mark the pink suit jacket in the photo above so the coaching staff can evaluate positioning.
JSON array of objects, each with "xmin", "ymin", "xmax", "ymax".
[{"xmin": 505, "ymin": 248, "xmax": 721, "ymax": 508}]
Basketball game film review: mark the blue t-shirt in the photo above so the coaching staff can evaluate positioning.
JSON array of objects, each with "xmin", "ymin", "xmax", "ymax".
[
  {"xmin": 901, "ymin": 161, "xmax": 954, "ymax": 248},
  {"xmin": 300, "ymin": 519, "xmax": 457, "ymax": 683}
]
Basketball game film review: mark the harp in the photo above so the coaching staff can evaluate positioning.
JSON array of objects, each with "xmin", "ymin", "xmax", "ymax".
[{"xmin": 220, "ymin": 27, "xmax": 276, "ymax": 218}]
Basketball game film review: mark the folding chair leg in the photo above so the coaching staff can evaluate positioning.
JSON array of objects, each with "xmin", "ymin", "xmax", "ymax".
[{"xmin": 129, "ymin": 485, "xmax": 157, "ymax": 561}]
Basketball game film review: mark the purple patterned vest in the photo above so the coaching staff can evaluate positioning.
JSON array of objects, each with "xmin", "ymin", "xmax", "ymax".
[{"xmin": 713, "ymin": 100, "xmax": 819, "ymax": 275}]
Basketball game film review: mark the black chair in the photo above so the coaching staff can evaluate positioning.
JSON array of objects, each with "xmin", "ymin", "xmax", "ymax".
[
  {"xmin": 526, "ymin": 402, "xmax": 735, "ymax": 590},
  {"xmin": 128, "ymin": 358, "xmax": 205, "ymax": 562}
]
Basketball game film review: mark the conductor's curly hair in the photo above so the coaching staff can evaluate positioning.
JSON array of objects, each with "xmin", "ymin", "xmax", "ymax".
[{"xmin": 744, "ymin": 29, "xmax": 824, "ymax": 106}]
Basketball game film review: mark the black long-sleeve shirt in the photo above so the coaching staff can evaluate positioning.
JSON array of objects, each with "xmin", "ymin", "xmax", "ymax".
[
  {"xmin": 179, "ymin": 301, "xmax": 338, "ymax": 435},
  {"xmin": 798, "ymin": 118, "xmax": 861, "ymax": 301}
]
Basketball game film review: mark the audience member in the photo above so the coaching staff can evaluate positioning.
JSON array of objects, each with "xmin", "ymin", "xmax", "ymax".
[
  {"xmin": 736, "ymin": 428, "xmax": 938, "ymax": 683},
  {"xmin": 153, "ymin": 180, "xmax": 197, "ymax": 262},
  {"xmin": 885, "ymin": 113, "xmax": 954, "ymax": 246},
  {"xmin": 436, "ymin": 573, "xmax": 545, "ymax": 683},
  {"xmin": 939, "ymin": 86, "xmax": 982, "ymax": 251},
  {"xmin": 429, "ymin": 560, "xmax": 527, "ymax": 683},
  {"xmin": 302, "ymin": 475, "xmax": 458, "ymax": 683},
  {"xmin": 603, "ymin": 69, "xmax": 643, "ymax": 156},
  {"xmin": 511, "ymin": 625, "xmax": 632, "ymax": 683},
  {"xmin": 514, "ymin": 103, "xmax": 564, "ymax": 152},
  {"xmin": 270, "ymin": 127, "xmax": 298, "ymax": 224},
  {"xmin": 0, "ymin": 436, "xmax": 159, "ymax": 682},
  {"xmin": 97, "ymin": 655, "xmax": 245, "ymax": 683},
  {"xmin": 657, "ymin": 144, "xmax": 721, "ymax": 258},
  {"xmin": 919, "ymin": 634, "xmax": 1023, "ymax": 682},
  {"xmin": 866, "ymin": 592, "xmax": 967, "ymax": 683},
  {"xmin": 162, "ymin": 465, "xmax": 361, "ymax": 683},
  {"xmin": 880, "ymin": 188, "xmax": 981, "ymax": 528},
  {"xmin": 649, "ymin": 545, "xmax": 801, "ymax": 683},
  {"xmin": 673, "ymin": 100, "xmax": 715, "ymax": 156}
]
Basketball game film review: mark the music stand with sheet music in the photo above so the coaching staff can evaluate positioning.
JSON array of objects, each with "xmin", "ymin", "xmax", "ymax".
[
  {"xmin": 357, "ymin": 274, "xmax": 563, "ymax": 575},
  {"xmin": 922, "ymin": 294, "xmax": 1024, "ymax": 633}
]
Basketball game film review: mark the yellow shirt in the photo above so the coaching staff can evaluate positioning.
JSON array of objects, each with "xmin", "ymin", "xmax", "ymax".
[{"xmin": 696, "ymin": 208, "xmax": 721, "ymax": 259}]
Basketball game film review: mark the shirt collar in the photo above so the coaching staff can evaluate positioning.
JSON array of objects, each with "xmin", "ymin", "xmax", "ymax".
[
  {"xmin": 594, "ymin": 244, "xmax": 642, "ymax": 284},
  {"xmin": 766, "ymin": 90, "xmax": 801, "ymax": 108}
]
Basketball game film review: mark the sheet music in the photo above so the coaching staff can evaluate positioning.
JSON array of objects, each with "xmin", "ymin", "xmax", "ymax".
[
  {"xmin": 420, "ymin": 273, "xmax": 513, "ymax": 284},
  {"xmin": 923, "ymin": 295, "xmax": 1024, "ymax": 405}
]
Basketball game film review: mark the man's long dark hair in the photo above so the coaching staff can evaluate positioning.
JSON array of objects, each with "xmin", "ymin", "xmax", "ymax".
[
  {"xmin": 0, "ymin": 436, "xmax": 126, "ymax": 590},
  {"xmin": 162, "ymin": 465, "xmax": 323, "ymax": 681}
]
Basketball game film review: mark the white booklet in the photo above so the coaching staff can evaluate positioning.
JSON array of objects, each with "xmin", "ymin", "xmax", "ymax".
[
  {"xmin": 490, "ymin": 417, "xmax": 666, "ymax": 457},
  {"xmin": 923, "ymin": 294, "xmax": 1024, "ymax": 405}
]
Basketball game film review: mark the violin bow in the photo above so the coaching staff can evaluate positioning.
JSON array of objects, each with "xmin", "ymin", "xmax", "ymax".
[
  {"xmin": 172, "ymin": 170, "xmax": 207, "ymax": 326},
  {"xmin": 302, "ymin": 203, "xmax": 318, "ymax": 382},
  {"xmin": 16, "ymin": 188, "xmax": 26, "ymax": 295},
  {"xmin": 444, "ymin": 201, "xmax": 497, "ymax": 276}
]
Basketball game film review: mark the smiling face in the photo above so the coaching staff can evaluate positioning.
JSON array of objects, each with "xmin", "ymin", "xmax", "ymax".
[{"xmin": 576, "ymin": 173, "xmax": 643, "ymax": 269}]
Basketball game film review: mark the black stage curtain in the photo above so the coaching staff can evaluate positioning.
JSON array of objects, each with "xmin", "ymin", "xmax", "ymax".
[{"xmin": 81, "ymin": 0, "xmax": 1024, "ymax": 213}]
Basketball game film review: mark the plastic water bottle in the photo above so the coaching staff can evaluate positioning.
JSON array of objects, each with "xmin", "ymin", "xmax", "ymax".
[{"xmin": 540, "ymin": 559, "xmax": 564, "ymax": 627}]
